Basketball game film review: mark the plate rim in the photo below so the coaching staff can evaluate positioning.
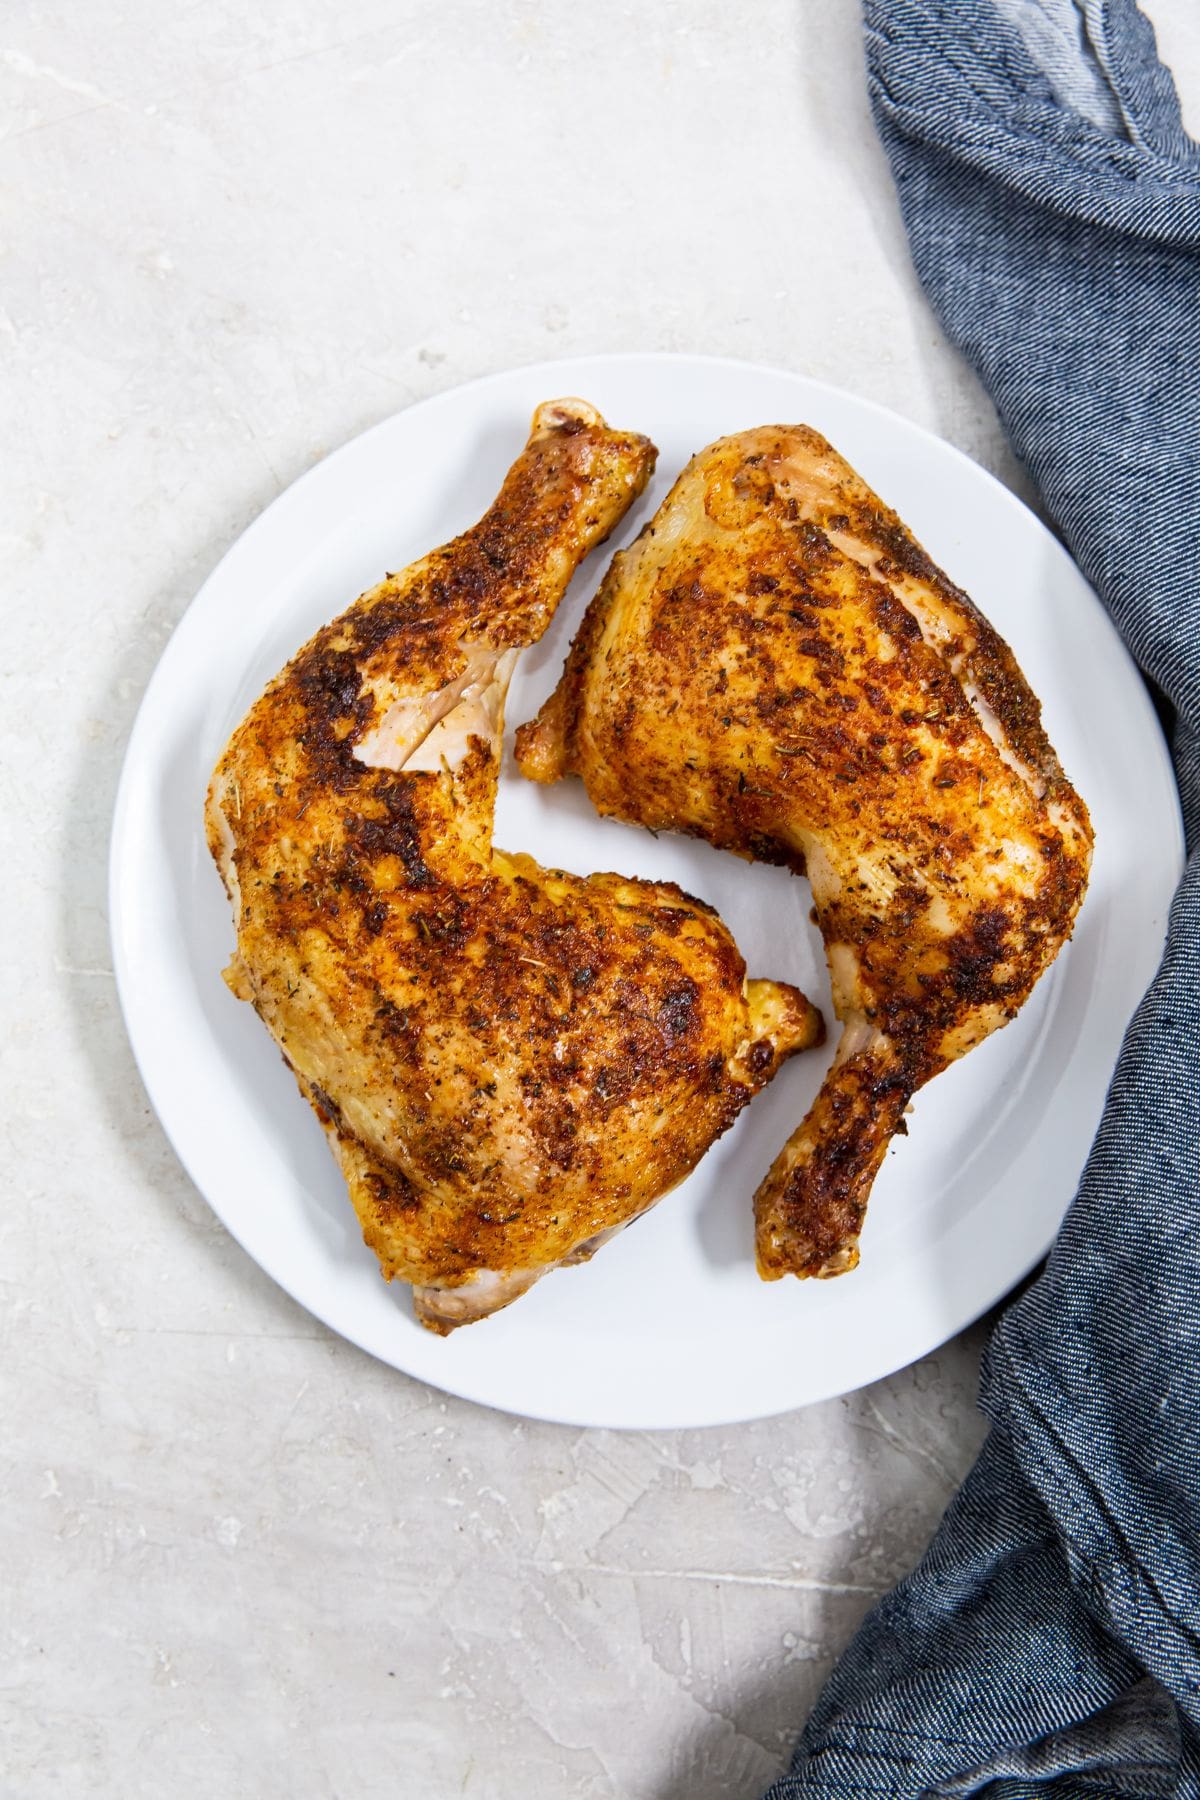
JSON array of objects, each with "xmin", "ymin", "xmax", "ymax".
[{"xmin": 108, "ymin": 349, "xmax": 1185, "ymax": 1429}]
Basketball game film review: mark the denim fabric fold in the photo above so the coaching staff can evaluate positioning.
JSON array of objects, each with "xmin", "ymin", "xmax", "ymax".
[{"xmin": 764, "ymin": 4, "xmax": 1200, "ymax": 1794}]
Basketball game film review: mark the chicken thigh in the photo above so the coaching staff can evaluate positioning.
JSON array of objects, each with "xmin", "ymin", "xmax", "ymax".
[
  {"xmin": 516, "ymin": 425, "xmax": 1092, "ymax": 1280},
  {"xmin": 207, "ymin": 403, "xmax": 822, "ymax": 1331}
]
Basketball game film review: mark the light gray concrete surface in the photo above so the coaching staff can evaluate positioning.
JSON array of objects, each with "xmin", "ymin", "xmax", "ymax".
[{"xmin": 3, "ymin": 4, "xmax": 1196, "ymax": 1795}]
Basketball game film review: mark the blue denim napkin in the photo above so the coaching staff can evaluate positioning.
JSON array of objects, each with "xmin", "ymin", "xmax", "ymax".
[{"xmin": 764, "ymin": 3, "xmax": 1200, "ymax": 1794}]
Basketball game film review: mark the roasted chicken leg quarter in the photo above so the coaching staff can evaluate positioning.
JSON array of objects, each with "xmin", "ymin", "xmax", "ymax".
[
  {"xmin": 207, "ymin": 403, "xmax": 822, "ymax": 1331},
  {"xmin": 516, "ymin": 425, "xmax": 1092, "ymax": 1280}
]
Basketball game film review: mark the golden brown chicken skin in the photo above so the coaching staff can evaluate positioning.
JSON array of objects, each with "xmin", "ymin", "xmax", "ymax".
[
  {"xmin": 207, "ymin": 403, "xmax": 822, "ymax": 1331},
  {"xmin": 516, "ymin": 425, "xmax": 1092, "ymax": 1282}
]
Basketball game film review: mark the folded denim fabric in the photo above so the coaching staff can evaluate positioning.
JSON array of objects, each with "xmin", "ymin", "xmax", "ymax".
[{"xmin": 764, "ymin": 4, "xmax": 1200, "ymax": 1795}]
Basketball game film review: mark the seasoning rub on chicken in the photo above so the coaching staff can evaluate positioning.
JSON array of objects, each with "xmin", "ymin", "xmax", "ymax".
[
  {"xmin": 516, "ymin": 425, "xmax": 1092, "ymax": 1282},
  {"xmin": 207, "ymin": 403, "xmax": 823, "ymax": 1332}
]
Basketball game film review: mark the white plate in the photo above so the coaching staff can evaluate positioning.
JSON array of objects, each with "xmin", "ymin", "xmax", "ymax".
[{"xmin": 110, "ymin": 353, "xmax": 1183, "ymax": 1429}]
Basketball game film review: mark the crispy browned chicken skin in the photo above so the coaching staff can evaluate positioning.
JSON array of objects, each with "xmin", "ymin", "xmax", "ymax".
[
  {"xmin": 206, "ymin": 403, "xmax": 822, "ymax": 1331},
  {"xmin": 516, "ymin": 425, "xmax": 1092, "ymax": 1281}
]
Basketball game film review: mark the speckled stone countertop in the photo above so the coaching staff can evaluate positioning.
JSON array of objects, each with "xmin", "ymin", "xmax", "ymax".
[{"xmin": 4, "ymin": 4, "xmax": 1197, "ymax": 1795}]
